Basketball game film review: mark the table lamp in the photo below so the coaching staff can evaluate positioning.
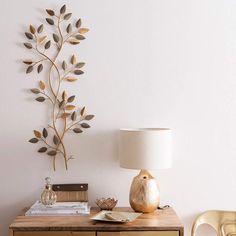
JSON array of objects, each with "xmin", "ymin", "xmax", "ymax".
[{"xmin": 119, "ymin": 128, "xmax": 172, "ymax": 213}]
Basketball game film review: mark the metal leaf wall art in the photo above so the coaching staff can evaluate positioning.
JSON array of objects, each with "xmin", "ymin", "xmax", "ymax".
[{"xmin": 23, "ymin": 4, "xmax": 94, "ymax": 171}]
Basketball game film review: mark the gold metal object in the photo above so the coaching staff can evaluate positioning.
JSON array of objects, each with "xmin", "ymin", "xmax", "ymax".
[
  {"xmin": 95, "ymin": 198, "xmax": 118, "ymax": 210},
  {"xmin": 129, "ymin": 169, "xmax": 160, "ymax": 213},
  {"xmin": 191, "ymin": 210, "xmax": 236, "ymax": 236}
]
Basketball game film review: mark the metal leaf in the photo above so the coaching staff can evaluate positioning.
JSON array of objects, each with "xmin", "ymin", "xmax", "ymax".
[
  {"xmin": 39, "ymin": 80, "xmax": 45, "ymax": 90},
  {"xmin": 42, "ymin": 128, "xmax": 48, "ymax": 138},
  {"xmin": 74, "ymin": 70, "xmax": 84, "ymax": 75},
  {"xmin": 67, "ymin": 39, "xmax": 80, "ymax": 45},
  {"xmin": 73, "ymin": 128, "xmax": 83, "ymax": 133},
  {"xmin": 81, "ymin": 123, "xmax": 90, "ymax": 128},
  {"xmin": 60, "ymin": 4, "xmax": 66, "ymax": 14},
  {"xmin": 45, "ymin": 40, "xmax": 51, "ymax": 49},
  {"xmin": 26, "ymin": 66, "xmax": 33, "ymax": 74},
  {"xmin": 79, "ymin": 28, "xmax": 89, "ymax": 34},
  {"xmin": 80, "ymin": 106, "xmax": 85, "ymax": 116},
  {"xmin": 62, "ymin": 90, "xmax": 67, "ymax": 100},
  {"xmin": 25, "ymin": 32, "xmax": 33, "ymax": 40},
  {"xmin": 29, "ymin": 25, "xmax": 36, "ymax": 34},
  {"xmin": 66, "ymin": 24, "xmax": 72, "ymax": 33},
  {"xmin": 65, "ymin": 105, "xmax": 75, "ymax": 110},
  {"xmin": 23, "ymin": 59, "xmax": 33, "ymax": 65},
  {"xmin": 71, "ymin": 111, "xmax": 77, "ymax": 121},
  {"xmin": 37, "ymin": 24, "xmax": 44, "ymax": 33},
  {"xmin": 35, "ymin": 97, "xmax": 45, "ymax": 102},
  {"xmin": 38, "ymin": 147, "xmax": 47, "ymax": 153},
  {"xmin": 46, "ymin": 18, "xmax": 54, "ymax": 25},
  {"xmin": 29, "ymin": 138, "xmax": 39, "ymax": 143},
  {"xmin": 46, "ymin": 9, "xmax": 55, "ymax": 16},
  {"xmin": 70, "ymin": 55, "xmax": 76, "ymax": 65},
  {"xmin": 61, "ymin": 112, "xmax": 71, "ymax": 119},
  {"xmin": 65, "ymin": 76, "xmax": 77, "ymax": 82},
  {"xmin": 47, "ymin": 150, "xmax": 57, "ymax": 156},
  {"xmin": 53, "ymin": 33, "xmax": 59, "ymax": 43},
  {"xmin": 24, "ymin": 43, "xmax": 33, "ymax": 49},
  {"xmin": 53, "ymin": 135, "xmax": 59, "ymax": 145},
  {"xmin": 75, "ymin": 62, "xmax": 85, "ymax": 68},
  {"xmin": 59, "ymin": 100, "xmax": 65, "ymax": 108},
  {"xmin": 67, "ymin": 95, "xmax": 75, "ymax": 103},
  {"xmin": 37, "ymin": 64, "xmax": 43, "ymax": 73},
  {"xmin": 64, "ymin": 13, "xmax": 72, "ymax": 20},
  {"xmin": 75, "ymin": 19, "xmax": 81, "ymax": 28},
  {"xmin": 62, "ymin": 61, "xmax": 67, "ymax": 70},
  {"xmin": 38, "ymin": 36, "xmax": 47, "ymax": 44},
  {"xmin": 84, "ymin": 114, "xmax": 95, "ymax": 120},
  {"xmin": 30, "ymin": 88, "xmax": 40, "ymax": 94},
  {"xmin": 34, "ymin": 130, "xmax": 41, "ymax": 138},
  {"xmin": 75, "ymin": 34, "xmax": 85, "ymax": 40}
]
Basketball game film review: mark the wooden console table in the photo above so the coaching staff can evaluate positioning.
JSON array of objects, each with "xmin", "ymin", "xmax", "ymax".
[{"xmin": 9, "ymin": 207, "xmax": 184, "ymax": 236}]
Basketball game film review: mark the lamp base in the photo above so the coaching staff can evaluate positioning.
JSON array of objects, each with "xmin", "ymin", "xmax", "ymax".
[{"xmin": 129, "ymin": 169, "xmax": 160, "ymax": 213}]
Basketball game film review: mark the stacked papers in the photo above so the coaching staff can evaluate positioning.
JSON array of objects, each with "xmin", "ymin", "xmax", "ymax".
[{"xmin": 25, "ymin": 201, "xmax": 90, "ymax": 216}]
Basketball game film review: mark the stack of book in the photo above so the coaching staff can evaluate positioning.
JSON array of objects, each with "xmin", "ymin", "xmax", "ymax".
[{"xmin": 25, "ymin": 201, "xmax": 90, "ymax": 216}]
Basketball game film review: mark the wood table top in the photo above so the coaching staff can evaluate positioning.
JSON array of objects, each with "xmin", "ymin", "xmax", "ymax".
[{"xmin": 9, "ymin": 207, "xmax": 184, "ymax": 232}]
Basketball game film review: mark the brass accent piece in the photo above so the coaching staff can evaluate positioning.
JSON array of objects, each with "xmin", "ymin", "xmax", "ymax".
[
  {"xmin": 22, "ymin": 5, "xmax": 95, "ymax": 170},
  {"xmin": 191, "ymin": 210, "xmax": 236, "ymax": 236},
  {"xmin": 129, "ymin": 169, "xmax": 160, "ymax": 213}
]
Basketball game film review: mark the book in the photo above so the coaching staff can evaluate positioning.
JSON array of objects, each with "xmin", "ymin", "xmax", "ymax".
[{"xmin": 25, "ymin": 201, "xmax": 90, "ymax": 216}]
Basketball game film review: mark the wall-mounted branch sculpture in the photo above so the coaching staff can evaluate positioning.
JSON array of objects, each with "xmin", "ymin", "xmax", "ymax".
[{"xmin": 23, "ymin": 4, "xmax": 94, "ymax": 171}]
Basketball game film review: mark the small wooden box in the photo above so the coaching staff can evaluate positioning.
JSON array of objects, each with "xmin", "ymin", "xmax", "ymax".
[{"xmin": 52, "ymin": 183, "xmax": 88, "ymax": 202}]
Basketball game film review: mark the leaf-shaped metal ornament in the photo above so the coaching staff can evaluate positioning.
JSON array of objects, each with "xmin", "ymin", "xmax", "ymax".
[
  {"xmin": 34, "ymin": 130, "xmax": 42, "ymax": 138},
  {"xmin": 53, "ymin": 33, "xmax": 59, "ymax": 43},
  {"xmin": 59, "ymin": 100, "xmax": 65, "ymax": 108},
  {"xmin": 65, "ymin": 76, "xmax": 77, "ymax": 82},
  {"xmin": 66, "ymin": 23, "xmax": 72, "ymax": 33},
  {"xmin": 60, "ymin": 4, "xmax": 66, "ymax": 14},
  {"xmin": 35, "ymin": 97, "xmax": 45, "ymax": 102},
  {"xmin": 37, "ymin": 24, "xmax": 44, "ymax": 33},
  {"xmin": 73, "ymin": 128, "xmax": 83, "ymax": 133},
  {"xmin": 31, "ymin": 88, "xmax": 40, "ymax": 94},
  {"xmin": 71, "ymin": 111, "xmax": 77, "ymax": 121},
  {"xmin": 62, "ymin": 90, "xmax": 67, "ymax": 100},
  {"xmin": 29, "ymin": 25, "xmax": 36, "ymax": 34},
  {"xmin": 39, "ymin": 80, "xmax": 45, "ymax": 90},
  {"xmin": 79, "ymin": 28, "xmax": 89, "ymax": 34},
  {"xmin": 42, "ymin": 128, "xmax": 48, "ymax": 138},
  {"xmin": 80, "ymin": 106, "xmax": 86, "ymax": 116},
  {"xmin": 75, "ymin": 34, "xmax": 85, "ymax": 40},
  {"xmin": 75, "ymin": 19, "xmax": 81, "ymax": 28},
  {"xmin": 37, "ymin": 64, "xmax": 43, "ymax": 73},
  {"xmin": 46, "ymin": 9, "xmax": 55, "ymax": 16},
  {"xmin": 64, "ymin": 13, "xmax": 72, "ymax": 20},
  {"xmin": 74, "ymin": 70, "xmax": 84, "ymax": 75},
  {"xmin": 45, "ymin": 40, "xmax": 51, "ymax": 49},
  {"xmin": 29, "ymin": 138, "xmax": 39, "ymax": 143},
  {"xmin": 70, "ymin": 55, "xmax": 76, "ymax": 65},
  {"xmin": 26, "ymin": 66, "xmax": 33, "ymax": 73},
  {"xmin": 81, "ymin": 123, "xmax": 90, "ymax": 128},
  {"xmin": 67, "ymin": 39, "xmax": 80, "ymax": 45},
  {"xmin": 62, "ymin": 61, "xmax": 67, "ymax": 70},
  {"xmin": 38, "ymin": 147, "xmax": 47, "ymax": 153},
  {"xmin": 53, "ymin": 135, "xmax": 59, "ymax": 145},
  {"xmin": 38, "ymin": 36, "xmax": 47, "ymax": 44},
  {"xmin": 46, "ymin": 18, "xmax": 54, "ymax": 25},
  {"xmin": 67, "ymin": 95, "xmax": 75, "ymax": 103},
  {"xmin": 75, "ymin": 62, "xmax": 85, "ymax": 68},
  {"xmin": 84, "ymin": 114, "xmax": 95, "ymax": 120},
  {"xmin": 61, "ymin": 112, "xmax": 71, "ymax": 119},
  {"xmin": 47, "ymin": 150, "xmax": 57, "ymax": 156},
  {"xmin": 24, "ymin": 43, "xmax": 33, "ymax": 49},
  {"xmin": 25, "ymin": 32, "xmax": 33, "ymax": 40},
  {"xmin": 65, "ymin": 105, "xmax": 75, "ymax": 110},
  {"xmin": 23, "ymin": 59, "xmax": 33, "ymax": 65}
]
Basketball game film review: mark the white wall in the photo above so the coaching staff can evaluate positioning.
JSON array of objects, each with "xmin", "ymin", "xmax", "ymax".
[{"xmin": 0, "ymin": 0, "xmax": 236, "ymax": 235}]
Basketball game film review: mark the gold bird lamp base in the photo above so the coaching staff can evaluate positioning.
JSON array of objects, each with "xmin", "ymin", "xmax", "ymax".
[{"xmin": 129, "ymin": 169, "xmax": 160, "ymax": 213}]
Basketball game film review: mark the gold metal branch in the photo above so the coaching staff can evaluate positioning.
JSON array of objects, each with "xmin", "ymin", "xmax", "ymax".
[{"xmin": 24, "ymin": 4, "xmax": 94, "ymax": 171}]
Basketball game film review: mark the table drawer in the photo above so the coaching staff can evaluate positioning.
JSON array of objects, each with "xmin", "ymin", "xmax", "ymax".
[
  {"xmin": 14, "ymin": 231, "xmax": 95, "ymax": 236},
  {"xmin": 98, "ymin": 231, "xmax": 179, "ymax": 236}
]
